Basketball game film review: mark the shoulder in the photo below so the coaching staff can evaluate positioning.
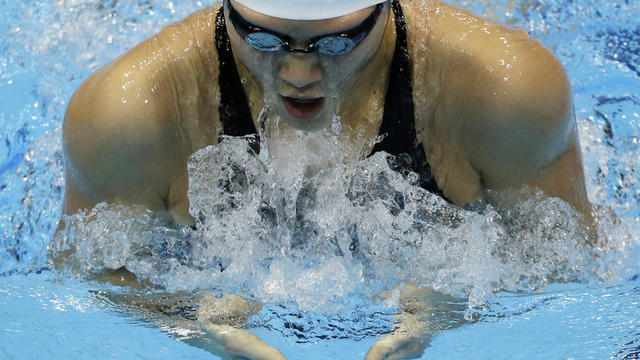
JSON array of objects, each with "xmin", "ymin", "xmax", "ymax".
[
  {"xmin": 403, "ymin": 0, "xmax": 570, "ymax": 118},
  {"xmin": 401, "ymin": 0, "xmax": 575, "ymax": 195},
  {"xmin": 64, "ymin": 5, "xmax": 222, "ymax": 138},
  {"xmin": 63, "ymin": 6, "xmax": 223, "ymax": 212},
  {"xmin": 63, "ymin": 66, "xmax": 174, "ymax": 211},
  {"xmin": 402, "ymin": 0, "xmax": 571, "ymax": 132},
  {"xmin": 154, "ymin": 5, "xmax": 221, "ymax": 71}
]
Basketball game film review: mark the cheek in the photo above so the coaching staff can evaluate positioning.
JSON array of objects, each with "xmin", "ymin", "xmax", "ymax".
[
  {"xmin": 230, "ymin": 39, "xmax": 279, "ymax": 86},
  {"xmin": 240, "ymin": 50, "xmax": 274, "ymax": 79},
  {"xmin": 323, "ymin": 47, "xmax": 375, "ymax": 86},
  {"xmin": 323, "ymin": 27, "xmax": 383, "ymax": 86},
  {"xmin": 325, "ymin": 60, "xmax": 354, "ymax": 83}
]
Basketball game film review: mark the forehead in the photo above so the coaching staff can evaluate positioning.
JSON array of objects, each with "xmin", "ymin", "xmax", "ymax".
[{"xmin": 228, "ymin": 0, "xmax": 377, "ymax": 36}]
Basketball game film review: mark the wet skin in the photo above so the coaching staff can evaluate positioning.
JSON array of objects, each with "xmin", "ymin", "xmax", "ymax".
[
  {"xmin": 62, "ymin": 0, "xmax": 588, "ymax": 223},
  {"xmin": 62, "ymin": 0, "xmax": 590, "ymax": 358}
]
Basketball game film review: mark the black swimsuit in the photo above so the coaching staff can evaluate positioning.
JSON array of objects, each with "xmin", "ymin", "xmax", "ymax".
[{"xmin": 213, "ymin": 1, "xmax": 447, "ymax": 200}]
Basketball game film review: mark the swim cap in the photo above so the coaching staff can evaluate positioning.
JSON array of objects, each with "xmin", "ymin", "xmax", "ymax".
[{"xmin": 227, "ymin": 0, "xmax": 387, "ymax": 20}]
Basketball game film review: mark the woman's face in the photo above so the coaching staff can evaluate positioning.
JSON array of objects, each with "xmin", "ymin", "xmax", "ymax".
[{"xmin": 225, "ymin": 0, "xmax": 390, "ymax": 131}]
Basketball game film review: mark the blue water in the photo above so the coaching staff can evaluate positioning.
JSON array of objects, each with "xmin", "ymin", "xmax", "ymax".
[{"xmin": 1, "ymin": 0, "xmax": 639, "ymax": 359}]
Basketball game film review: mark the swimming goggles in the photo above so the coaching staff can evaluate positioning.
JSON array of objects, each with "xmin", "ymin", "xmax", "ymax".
[{"xmin": 226, "ymin": 0, "xmax": 385, "ymax": 56}]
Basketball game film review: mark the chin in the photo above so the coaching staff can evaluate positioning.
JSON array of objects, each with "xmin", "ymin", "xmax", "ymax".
[{"xmin": 281, "ymin": 113, "xmax": 330, "ymax": 131}]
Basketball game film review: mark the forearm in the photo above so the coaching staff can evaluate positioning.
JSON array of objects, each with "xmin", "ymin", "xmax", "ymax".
[
  {"xmin": 365, "ymin": 312, "xmax": 429, "ymax": 360},
  {"xmin": 366, "ymin": 283, "xmax": 465, "ymax": 360},
  {"xmin": 527, "ymin": 136, "xmax": 590, "ymax": 213}
]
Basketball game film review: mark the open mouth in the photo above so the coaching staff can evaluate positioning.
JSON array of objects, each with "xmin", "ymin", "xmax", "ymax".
[{"xmin": 281, "ymin": 96, "xmax": 325, "ymax": 119}]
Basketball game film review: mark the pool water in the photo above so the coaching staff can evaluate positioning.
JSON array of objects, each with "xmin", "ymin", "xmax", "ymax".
[{"xmin": 1, "ymin": 0, "xmax": 639, "ymax": 359}]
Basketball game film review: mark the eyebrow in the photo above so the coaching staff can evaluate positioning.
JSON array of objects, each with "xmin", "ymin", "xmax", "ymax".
[{"xmin": 227, "ymin": 1, "xmax": 383, "ymax": 45}]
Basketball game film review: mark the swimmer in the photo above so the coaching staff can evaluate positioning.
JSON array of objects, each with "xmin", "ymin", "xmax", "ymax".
[{"xmin": 61, "ymin": 0, "xmax": 590, "ymax": 358}]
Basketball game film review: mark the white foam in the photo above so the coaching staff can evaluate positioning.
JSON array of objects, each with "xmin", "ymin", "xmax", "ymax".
[{"xmin": 53, "ymin": 117, "xmax": 630, "ymax": 313}]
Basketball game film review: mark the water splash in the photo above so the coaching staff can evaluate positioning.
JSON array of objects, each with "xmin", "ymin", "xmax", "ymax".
[{"xmin": 53, "ymin": 120, "xmax": 627, "ymax": 315}]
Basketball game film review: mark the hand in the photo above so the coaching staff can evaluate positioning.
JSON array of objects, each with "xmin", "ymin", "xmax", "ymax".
[
  {"xmin": 204, "ymin": 324, "xmax": 288, "ymax": 360},
  {"xmin": 198, "ymin": 293, "xmax": 288, "ymax": 360},
  {"xmin": 364, "ymin": 316, "xmax": 428, "ymax": 360},
  {"xmin": 365, "ymin": 283, "xmax": 434, "ymax": 360}
]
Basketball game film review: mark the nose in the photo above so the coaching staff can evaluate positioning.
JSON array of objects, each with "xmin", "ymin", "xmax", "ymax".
[{"xmin": 279, "ymin": 54, "xmax": 323, "ymax": 89}]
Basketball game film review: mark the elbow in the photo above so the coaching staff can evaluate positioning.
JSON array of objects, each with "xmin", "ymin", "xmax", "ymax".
[
  {"xmin": 518, "ymin": 44, "xmax": 574, "ymax": 137},
  {"xmin": 502, "ymin": 48, "xmax": 575, "ymax": 166}
]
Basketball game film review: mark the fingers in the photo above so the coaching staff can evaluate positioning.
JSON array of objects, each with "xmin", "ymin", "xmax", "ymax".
[
  {"xmin": 365, "ymin": 339, "xmax": 396, "ymax": 360},
  {"xmin": 364, "ymin": 333, "xmax": 426, "ymax": 360},
  {"xmin": 198, "ymin": 293, "xmax": 262, "ymax": 328},
  {"xmin": 205, "ymin": 324, "xmax": 288, "ymax": 360},
  {"xmin": 198, "ymin": 293, "xmax": 286, "ymax": 360}
]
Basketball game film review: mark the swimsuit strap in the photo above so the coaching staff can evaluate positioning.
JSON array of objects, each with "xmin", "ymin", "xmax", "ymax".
[
  {"xmin": 215, "ymin": 7, "xmax": 258, "ymax": 138},
  {"xmin": 373, "ymin": 0, "xmax": 448, "ymax": 200}
]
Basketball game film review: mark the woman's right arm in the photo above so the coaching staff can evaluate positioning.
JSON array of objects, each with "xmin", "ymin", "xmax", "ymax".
[{"xmin": 63, "ymin": 6, "xmax": 223, "ymax": 218}]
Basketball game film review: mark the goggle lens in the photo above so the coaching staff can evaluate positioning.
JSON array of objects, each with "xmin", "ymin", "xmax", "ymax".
[
  {"xmin": 246, "ymin": 33, "xmax": 285, "ymax": 52},
  {"xmin": 315, "ymin": 36, "xmax": 356, "ymax": 55},
  {"xmin": 228, "ymin": 1, "xmax": 384, "ymax": 56}
]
